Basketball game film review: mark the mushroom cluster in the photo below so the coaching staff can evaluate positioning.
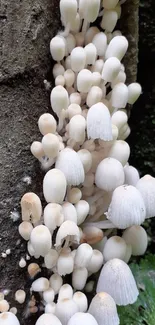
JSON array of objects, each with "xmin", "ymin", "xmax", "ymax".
[{"xmin": 1, "ymin": 1, "xmax": 155, "ymax": 325}]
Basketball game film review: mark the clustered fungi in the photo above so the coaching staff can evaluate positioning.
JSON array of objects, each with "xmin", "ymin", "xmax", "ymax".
[{"xmin": 1, "ymin": 0, "xmax": 155, "ymax": 325}]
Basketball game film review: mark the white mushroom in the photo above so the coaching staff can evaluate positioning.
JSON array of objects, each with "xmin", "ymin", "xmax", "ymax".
[
  {"xmin": 103, "ymin": 236, "xmax": 127, "ymax": 262},
  {"xmin": 105, "ymin": 36, "xmax": 128, "ymax": 61},
  {"xmin": 97, "ymin": 259, "xmax": 139, "ymax": 306},
  {"xmin": 44, "ymin": 203, "xmax": 64, "ymax": 232},
  {"xmin": 95, "ymin": 157, "xmax": 125, "ymax": 192},
  {"xmin": 0, "ymin": 312, "xmax": 20, "ymax": 325},
  {"xmin": 55, "ymin": 220, "xmax": 80, "ymax": 248},
  {"xmin": 57, "ymin": 248, "xmax": 74, "ymax": 276},
  {"xmin": 18, "ymin": 221, "xmax": 33, "ymax": 241},
  {"xmin": 68, "ymin": 312, "xmax": 98, "ymax": 325},
  {"xmin": 30, "ymin": 225, "xmax": 52, "ymax": 257},
  {"xmin": 124, "ymin": 164, "xmax": 140, "ymax": 186},
  {"xmin": 89, "ymin": 292, "xmax": 119, "ymax": 325},
  {"xmin": 75, "ymin": 200, "xmax": 90, "ymax": 225},
  {"xmin": 101, "ymin": 10, "xmax": 118, "ymax": 33},
  {"xmin": 92, "ymin": 32, "xmax": 107, "ymax": 57},
  {"xmin": 108, "ymin": 185, "xmax": 146, "ymax": 229},
  {"xmin": 55, "ymin": 299, "xmax": 78, "ymax": 325},
  {"xmin": 122, "ymin": 225, "xmax": 148, "ymax": 256},
  {"xmin": 73, "ymin": 292, "xmax": 88, "ymax": 313},
  {"xmin": 128, "ymin": 83, "xmax": 142, "ymax": 105},
  {"xmin": 32, "ymin": 277, "xmax": 49, "ymax": 292},
  {"xmin": 55, "ymin": 148, "xmax": 85, "ymax": 186},
  {"xmin": 74, "ymin": 243, "xmax": 93, "ymax": 268},
  {"xmin": 35, "ymin": 313, "xmax": 62, "ymax": 325},
  {"xmin": 44, "ymin": 249, "xmax": 59, "ymax": 269},
  {"xmin": 20, "ymin": 192, "xmax": 42, "ymax": 225},
  {"xmin": 49, "ymin": 274, "xmax": 63, "ymax": 295},
  {"xmin": 136, "ymin": 175, "xmax": 155, "ymax": 218},
  {"xmin": 50, "ymin": 36, "xmax": 66, "ymax": 61},
  {"xmin": 72, "ymin": 267, "xmax": 88, "ymax": 290},
  {"xmin": 58, "ymin": 284, "xmax": 73, "ymax": 302},
  {"xmin": 87, "ymin": 249, "xmax": 104, "ymax": 273},
  {"xmin": 38, "ymin": 113, "xmax": 57, "ymax": 135},
  {"xmin": 87, "ymin": 102, "xmax": 112, "ymax": 141},
  {"xmin": 43, "ymin": 169, "xmax": 67, "ymax": 204}
]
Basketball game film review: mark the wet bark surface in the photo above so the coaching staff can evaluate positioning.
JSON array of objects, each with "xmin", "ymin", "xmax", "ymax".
[{"xmin": 0, "ymin": 0, "xmax": 144, "ymax": 324}]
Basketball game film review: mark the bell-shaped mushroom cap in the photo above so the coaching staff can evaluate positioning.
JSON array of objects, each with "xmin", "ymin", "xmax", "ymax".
[
  {"xmin": 35, "ymin": 313, "xmax": 62, "ymax": 325},
  {"xmin": 77, "ymin": 69, "xmax": 93, "ymax": 93},
  {"xmin": 128, "ymin": 83, "xmax": 142, "ymax": 105},
  {"xmin": 124, "ymin": 164, "xmax": 140, "ymax": 186},
  {"xmin": 21, "ymin": 192, "xmax": 42, "ymax": 225},
  {"xmin": 55, "ymin": 148, "xmax": 85, "ymax": 186},
  {"xmin": 87, "ymin": 102, "xmax": 112, "ymax": 141},
  {"xmin": 105, "ymin": 36, "xmax": 128, "ymax": 61},
  {"xmin": 88, "ymin": 292, "xmax": 119, "ymax": 325},
  {"xmin": 103, "ymin": 236, "xmax": 127, "ymax": 262},
  {"xmin": 136, "ymin": 175, "xmax": 155, "ymax": 218},
  {"xmin": 111, "ymin": 83, "xmax": 128, "ymax": 109},
  {"xmin": 50, "ymin": 36, "xmax": 66, "ymax": 62},
  {"xmin": 107, "ymin": 185, "xmax": 146, "ymax": 229},
  {"xmin": 43, "ymin": 169, "xmax": 67, "ymax": 204},
  {"xmin": 95, "ymin": 157, "xmax": 125, "ymax": 192},
  {"xmin": 60, "ymin": 0, "xmax": 77, "ymax": 25},
  {"xmin": 30, "ymin": 225, "xmax": 52, "ymax": 257},
  {"xmin": 108, "ymin": 140, "xmax": 130, "ymax": 166},
  {"xmin": 0, "ymin": 312, "xmax": 20, "ymax": 325},
  {"xmin": 55, "ymin": 220, "xmax": 80, "ymax": 248},
  {"xmin": 92, "ymin": 32, "xmax": 107, "ymax": 57},
  {"xmin": 122, "ymin": 225, "xmax": 148, "ymax": 256},
  {"xmin": 55, "ymin": 299, "xmax": 78, "ymax": 325},
  {"xmin": 100, "ymin": 10, "xmax": 118, "ymax": 33},
  {"xmin": 50, "ymin": 86, "xmax": 69, "ymax": 117},
  {"xmin": 68, "ymin": 312, "xmax": 98, "ymax": 325},
  {"xmin": 101, "ymin": 57, "xmax": 121, "ymax": 82},
  {"xmin": 97, "ymin": 259, "xmax": 139, "ymax": 306}
]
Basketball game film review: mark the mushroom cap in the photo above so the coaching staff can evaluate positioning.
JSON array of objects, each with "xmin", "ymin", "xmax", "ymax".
[
  {"xmin": 103, "ymin": 236, "xmax": 127, "ymax": 262},
  {"xmin": 95, "ymin": 157, "xmax": 125, "ymax": 192},
  {"xmin": 0, "ymin": 312, "xmax": 20, "ymax": 325},
  {"xmin": 107, "ymin": 185, "xmax": 146, "ymax": 229},
  {"xmin": 101, "ymin": 10, "xmax": 118, "ymax": 33},
  {"xmin": 50, "ymin": 85, "xmax": 69, "ymax": 117},
  {"xmin": 55, "ymin": 299, "xmax": 78, "ymax": 325},
  {"xmin": 87, "ymin": 102, "xmax": 112, "ymax": 141},
  {"xmin": 96, "ymin": 259, "xmax": 139, "ymax": 306},
  {"xmin": 20, "ymin": 192, "xmax": 42, "ymax": 224},
  {"xmin": 124, "ymin": 164, "xmax": 140, "ymax": 186},
  {"xmin": 92, "ymin": 32, "xmax": 107, "ymax": 57},
  {"xmin": 30, "ymin": 225, "xmax": 52, "ymax": 257},
  {"xmin": 68, "ymin": 312, "xmax": 98, "ymax": 325},
  {"xmin": 55, "ymin": 148, "xmax": 85, "ymax": 186},
  {"xmin": 43, "ymin": 169, "xmax": 67, "ymax": 204},
  {"xmin": 35, "ymin": 313, "xmax": 62, "ymax": 325},
  {"xmin": 105, "ymin": 36, "xmax": 128, "ymax": 61},
  {"xmin": 88, "ymin": 292, "xmax": 119, "ymax": 325},
  {"xmin": 55, "ymin": 220, "xmax": 80, "ymax": 247},
  {"xmin": 136, "ymin": 175, "xmax": 155, "ymax": 218},
  {"xmin": 122, "ymin": 225, "xmax": 148, "ymax": 256}
]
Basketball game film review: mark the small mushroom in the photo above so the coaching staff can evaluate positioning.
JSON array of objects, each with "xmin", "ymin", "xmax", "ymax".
[
  {"xmin": 68, "ymin": 312, "xmax": 98, "ymax": 325},
  {"xmin": 73, "ymin": 292, "xmax": 88, "ymax": 313},
  {"xmin": 103, "ymin": 236, "xmax": 127, "ymax": 262},
  {"xmin": 87, "ymin": 102, "xmax": 112, "ymax": 141},
  {"xmin": 88, "ymin": 292, "xmax": 119, "ymax": 325},
  {"xmin": 55, "ymin": 148, "xmax": 85, "ymax": 186},
  {"xmin": 122, "ymin": 225, "xmax": 148, "ymax": 256},
  {"xmin": 108, "ymin": 185, "xmax": 146, "ymax": 229},
  {"xmin": 30, "ymin": 225, "xmax": 52, "ymax": 257},
  {"xmin": 105, "ymin": 35, "xmax": 128, "ymax": 61},
  {"xmin": 55, "ymin": 299, "xmax": 78, "ymax": 325},
  {"xmin": 136, "ymin": 175, "xmax": 155, "ymax": 218},
  {"xmin": 43, "ymin": 169, "xmax": 67, "ymax": 204},
  {"xmin": 55, "ymin": 220, "xmax": 80, "ymax": 248},
  {"xmin": 0, "ymin": 312, "xmax": 20, "ymax": 325},
  {"xmin": 20, "ymin": 192, "xmax": 42, "ymax": 225},
  {"xmin": 35, "ymin": 313, "xmax": 62, "ymax": 325}
]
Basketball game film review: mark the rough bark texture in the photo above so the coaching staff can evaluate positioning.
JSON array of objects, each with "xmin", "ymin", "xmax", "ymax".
[{"xmin": 0, "ymin": 1, "xmax": 139, "ymax": 324}]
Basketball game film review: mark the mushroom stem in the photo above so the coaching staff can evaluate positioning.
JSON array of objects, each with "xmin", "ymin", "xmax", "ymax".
[
  {"xmin": 84, "ymin": 220, "xmax": 116, "ymax": 229},
  {"xmin": 60, "ymin": 22, "xmax": 71, "ymax": 37},
  {"xmin": 82, "ymin": 19, "xmax": 90, "ymax": 34}
]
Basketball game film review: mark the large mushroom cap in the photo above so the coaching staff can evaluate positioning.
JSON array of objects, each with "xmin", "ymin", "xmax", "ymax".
[{"xmin": 97, "ymin": 258, "xmax": 139, "ymax": 306}]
